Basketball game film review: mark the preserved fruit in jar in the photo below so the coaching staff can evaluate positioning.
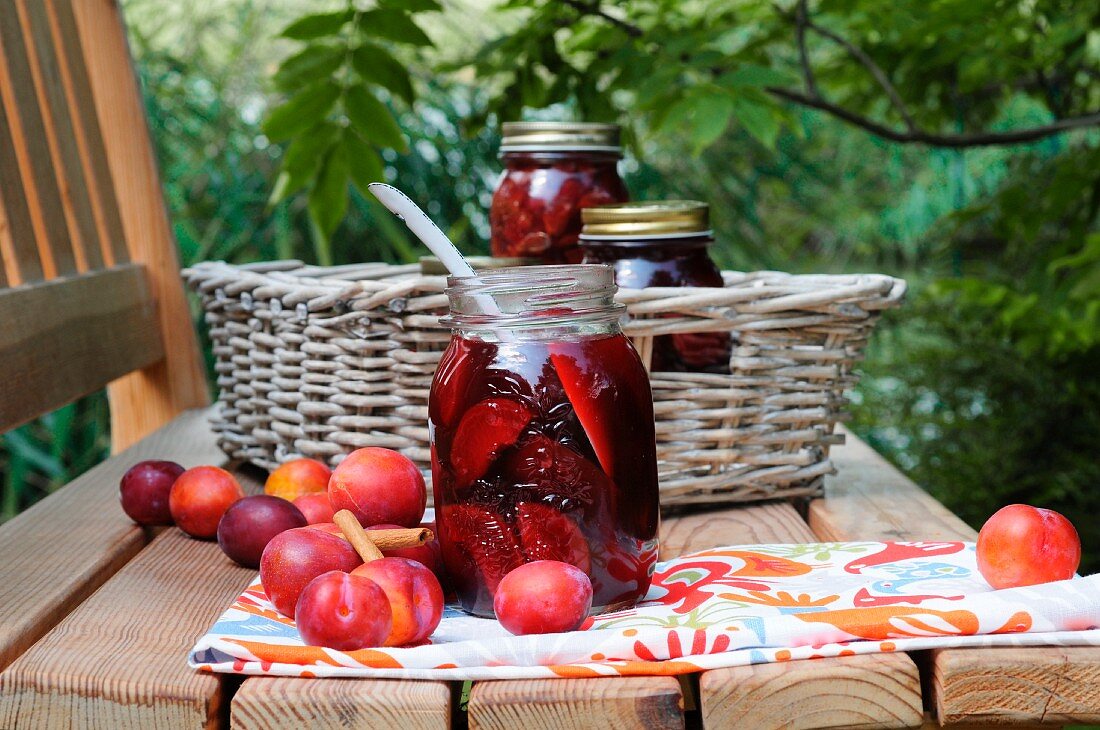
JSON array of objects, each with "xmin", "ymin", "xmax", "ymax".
[
  {"xmin": 581, "ymin": 201, "xmax": 732, "ymax": 373},
  {"xmin": 490, "ymin": 122, "xmax": 628, "ymax": 265},
  {"xmin": 430, "ymin": 265, "xmax": 659, "ymax": 616}
]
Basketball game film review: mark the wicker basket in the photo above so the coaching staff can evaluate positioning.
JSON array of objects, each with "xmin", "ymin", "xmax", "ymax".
[{"xmin": 183, "ymin": 260, "xmax": 905, "ymax": 507}]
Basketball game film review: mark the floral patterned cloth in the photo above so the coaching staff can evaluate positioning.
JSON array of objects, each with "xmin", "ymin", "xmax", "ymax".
[{"xmin": 189, "ymin": 541, "xmax": 1100, "ymax": 679}]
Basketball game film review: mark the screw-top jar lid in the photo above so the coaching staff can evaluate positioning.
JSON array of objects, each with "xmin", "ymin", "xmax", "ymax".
[
  {"xmin": 580, "ymin": 200, "xmax": 711, "ymax": 239},
  {"xmin": 500, "ymin": 122, "xmax": 622, "ymax": 153}
]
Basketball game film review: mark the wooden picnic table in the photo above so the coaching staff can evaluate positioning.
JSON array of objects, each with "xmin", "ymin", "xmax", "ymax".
[
  {"xmin": 0, "ymin": 0, "xmax": 1097, "ymax": 727},
  {"xmin": 1, "ymin": 413, "xmax": 1097, "ymax": 729}
]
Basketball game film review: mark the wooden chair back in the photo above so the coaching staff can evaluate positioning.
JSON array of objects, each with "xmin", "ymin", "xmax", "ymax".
[{"xmin": 0, "ymin": 0, "xmax": 207, "ymax": 451}]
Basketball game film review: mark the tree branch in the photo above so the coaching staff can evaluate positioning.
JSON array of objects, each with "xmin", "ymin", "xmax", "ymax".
[
  {"xmin": 766, "ymin": 87, "xmax": 1100, "ymax": 147},
  {"xmin": 801, "ymin": 17, "xmax": 916, "ymax": 132},
  {"xmin": 794, "ymin": 0, "xmax": 818, "ymax": 99},
  {"xmin": 557, "ymin": 0, "xmax": 642, "ymax": 38},
  {"xmin": 553, "ymin": 0, "xmax": 1100, "ymax": 148}
]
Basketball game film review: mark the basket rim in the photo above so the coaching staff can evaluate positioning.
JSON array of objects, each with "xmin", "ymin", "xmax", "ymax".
[{"xmin": 184, "ymin": 259, "xmax": 906, "ymax": 311}]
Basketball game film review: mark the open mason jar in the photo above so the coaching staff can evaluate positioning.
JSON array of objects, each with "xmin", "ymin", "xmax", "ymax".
[
  {"xmin": 580, "ymin": 201, "xmax": 732, "ymax": 373},
  {"xmin": 429, "ymin": 265, "xmax": 659, "ymax": 617},
  {"xmin": 490, "ymin": 122, "xmax": 629, "ymax": 265}
]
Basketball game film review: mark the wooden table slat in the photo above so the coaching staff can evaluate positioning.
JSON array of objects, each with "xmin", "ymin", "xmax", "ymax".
[
  {"xmin": 0, "ymin": 408, "xmax": 221, "ymax": 675},
  {"xmin": 811, "ymin": 426, "xmax": 1092, "ymax": 728},
  {"xmin": 667, "ymin": 502, "xmax": 924, "ymax": 730},
  {"xmin": 809, "ymin": 426, "xmax": 976, "ymax": 543},
  {"xmin": 0, "ymin": 528, "xmax": 254, "ymax": 729},
  {"xmin": 232, "ymin": 676, "xmax": 454, "ymax": 730},
  {"xmin": 932, "ymin": 646, "xmax": 1100, "ymax": 727},
  {"xmin": 470, "ymin": 676, "xmax": 685, "ymax": 730},
  {"xmin": 701, "ymin": 652, "xmax": 922, "ymax": 730}
]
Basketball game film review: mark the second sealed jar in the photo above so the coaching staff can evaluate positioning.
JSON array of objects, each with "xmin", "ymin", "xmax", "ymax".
[{"xmin": 580, "ymin": 201, "xmax": 732, "ymax": 373}]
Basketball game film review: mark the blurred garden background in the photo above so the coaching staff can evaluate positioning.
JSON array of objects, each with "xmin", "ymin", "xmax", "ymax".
[{"xmin": 2, "ymin": 0, "xmax": 1098, "ymax": 569}]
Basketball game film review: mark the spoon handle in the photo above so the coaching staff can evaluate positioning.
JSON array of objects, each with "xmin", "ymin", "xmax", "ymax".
[{"xmin": 367, "ymin": 183, "xmax": 476, "ymax": 278}]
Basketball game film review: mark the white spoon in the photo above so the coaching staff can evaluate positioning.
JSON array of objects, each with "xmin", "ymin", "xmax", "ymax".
[
  {"xmin": 367, "ymin": 183, "xmax": 476, "ymax": 278},
  {"xmin": 367, "ymin": 183, "xmax": 512, "ymax": 332}
]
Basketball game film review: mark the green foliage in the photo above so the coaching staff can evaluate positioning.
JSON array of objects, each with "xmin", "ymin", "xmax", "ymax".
[
  {"xmin": 265, "ymin": 2, "xmax": 439, "ymax": 264},
  {"xmin": 462, "ymin": 0, "xmax": 1099, "ymax": 153},
  {"xmin": 0, "ymin": 399, "xmax": 109, "ymax": 521}
]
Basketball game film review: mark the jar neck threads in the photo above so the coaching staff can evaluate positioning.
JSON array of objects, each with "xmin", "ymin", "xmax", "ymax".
[{"xmin": 441, "ymin": 265, "xmax": 624, "ymax": 341}]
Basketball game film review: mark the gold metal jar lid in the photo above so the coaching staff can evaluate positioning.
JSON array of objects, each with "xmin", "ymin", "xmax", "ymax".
[
  {"xmin": 580, "ymin": 201, "xmax": 711, "ymax": 238},
  {"xmin": 500, "ymin": 122, "xmax": 622, "ymax": 153}
]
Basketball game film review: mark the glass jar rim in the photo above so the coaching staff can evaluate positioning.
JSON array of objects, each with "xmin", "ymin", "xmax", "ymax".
[{"xmin": 442, "ymin": 264, "xmax": 624, "ymax": 331}]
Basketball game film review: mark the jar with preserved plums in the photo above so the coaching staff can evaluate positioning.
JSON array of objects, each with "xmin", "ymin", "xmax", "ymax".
[
  {"xmin": 490, "ymin": 122, "xmax": 629, "ymax": 264},
  {"xmin": 580, "ymin": 201, "xmax": 731, "ymax": 373}
]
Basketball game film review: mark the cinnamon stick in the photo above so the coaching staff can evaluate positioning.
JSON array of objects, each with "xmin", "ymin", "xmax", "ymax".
[
  {"xmin": 363, "ymin": 527, "xmax": 434, "ymax": 551},
  {"xmin": 333, "ymin": 509, "xmax": 385, "ymax": 562}
]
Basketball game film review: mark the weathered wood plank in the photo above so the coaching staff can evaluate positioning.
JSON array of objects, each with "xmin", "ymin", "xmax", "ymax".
[
  {"xmin": 808, "ymin": 426, "xmax": 976, "ymax": 542},
  {"xmin": 660, "ymin": 500, "xmax": 816, "ymax": 559},
  {"xmin": 932, "ymin": 646, "xmax": 1099, "ymax": 727},
  {"xmin": 232, "ymin": 677, "xmax": 453, "ymax": 730},
  {"xmin": 71, "ymin": 0, "xmax": 209, "ymax": 451},
  {"xmin": 684, "ymin": 502, "xmax": 923, "ymax": 730},
  {"xmin": 470, "ymin": 677, "xmax": 685, "ymax": 730},
  {"xmin": 809, "ymin": 427, "xmax": 1091, "ymax": 728},
  {"xmin": 0, "ymin": 264, "xmax": 164, "ymax": 432},
  {"xmin": 0, "ymin": 527, "xmax": 254, "ymax": 729},
  {"xmin": 45, "ymin": 0, "xmax": 129, "ymax": 267},
  {"xmin": 0, "ymin": 408, "xmax": 222, "ymax": 675},
  {"xmin": 701, "ymin": 651, "xmax": 922, "ymax": 730},
  {"xmin": 19, "ymin": 0, "xmax": 103, "ymax": 271},
  {"xmin": 919, "ymin": 713, "xmax": 1049, "ymax": 729},
  {"xmin": 0, "ymin": 80, "xmax": 42, "ymax": 285},
  {"xmin": 0, "ymin": 0, "xmax": 75, "ymax": 277}
]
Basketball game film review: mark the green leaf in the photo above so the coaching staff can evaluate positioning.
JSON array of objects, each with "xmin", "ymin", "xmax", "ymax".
[
  {"xmin": 269, "ymin": 122, "xmax": 340, "ymax": 206},
  {"xmin": 716, "ymin": 64, "xmax": 792, "ymax": 88},
  {"xmin": 263, "ymin": 81, "xmax": 340, "ymax": 141},
  {"xmin": 283, "ymin": 121, "xmax": 341, "ymax": 175},
  {"xmin": 655, "ymin": 92, "xmax": 737, "ymax": 153},
  {"xmin": 655, "ymin": 94, "xmax": 694, "ymax": 133},
  {"xmin": 357, "ymin": 9, "xmax": 433, "ymax": 46},
  {"xmin": 690, "ymin": 95, "xmax": 734, "ymax": 154},
  {"xmin": 732, "ymin": 97, "xmax": 780, "ymax": 149},
  {"xmin": 378, "ymin": 0, "xmax": 441, "ymax": 11},
  {"xmin": 268, "ymin": 171, "xmax": 294, "ymax": 209},
  {"xmin": 345, "ymin": 85, "xmax": 408, "ymax": 152},
  {"xmin": 343, "ymin": 128, "xmax": 385, "ymax": 196},
  {"xmin": 280, "ymin": 10, "xmax": 353, "ymax": 40},
  {"xmin": 308, "ymin": 149, "xmax": 350, "ymax": 240},
  {"xmin": 351, "ymin": 43, "xmax": 416, "ymax": 104},
  {"xmin": 274, "ymin": 44, "xmax": 346, "ymax": 93},
  {"xmin": 1049, "ymin": 234, "xmax": 1100, "ymax": 274}
]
